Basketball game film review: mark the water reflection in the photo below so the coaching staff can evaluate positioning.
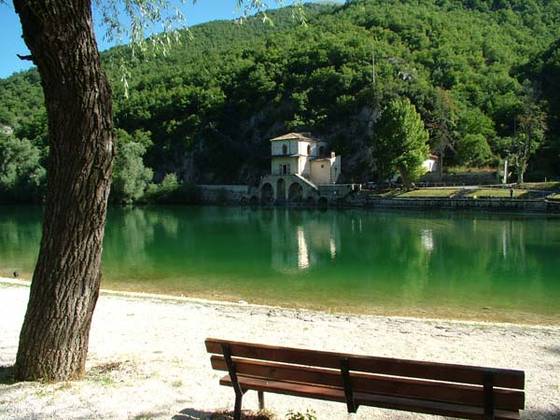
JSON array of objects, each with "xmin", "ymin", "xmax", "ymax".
[
  {"xmin": 420, "ymin": 229, "xmax": 434, "ymax": 253},
  {"xmin": 1, "ymin": 206, "xmax": 559, "ymax": 322},
  {"xmin": 268, "ymin": 209, "xmax": 340, "ymax": 273}
]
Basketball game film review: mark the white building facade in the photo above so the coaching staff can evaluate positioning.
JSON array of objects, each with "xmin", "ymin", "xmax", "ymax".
[
  {"xmin": 269, "ymin": 133, "xmax": 341, "ymax": 185},
  {"xmin": 260, "ymin": 132, "xmax": 342, "ymax": 203}
]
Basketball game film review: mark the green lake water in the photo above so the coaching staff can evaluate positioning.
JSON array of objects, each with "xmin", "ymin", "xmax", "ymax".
[{"xmin": 1, "ymin": 205, "xmax": 559, "ymax": 324}]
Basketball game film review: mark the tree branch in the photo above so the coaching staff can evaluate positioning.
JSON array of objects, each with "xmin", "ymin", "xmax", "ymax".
[{"xmin": 17, "ymin": 53, "xmax": 34, "ymax": 62}]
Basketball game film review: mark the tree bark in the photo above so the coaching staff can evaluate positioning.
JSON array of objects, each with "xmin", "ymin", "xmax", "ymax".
[{"xmin": 13, "ymin": 0, "xmax": 114, "ymax": 381}]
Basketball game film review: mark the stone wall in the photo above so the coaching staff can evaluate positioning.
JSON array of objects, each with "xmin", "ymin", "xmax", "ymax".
[
  {"xmin": 361, "ymin": 197, "xmax": 560, "ymax": 213},
  {"xmin": 198, "ymin": 185, "xmax": 254, "ymax": 204}
]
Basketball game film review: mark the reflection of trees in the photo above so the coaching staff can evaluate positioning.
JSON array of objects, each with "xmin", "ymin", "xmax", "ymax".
[
  {"xmin": 261, "ymin": 210, "xmax": 559, "ymax": 316},
  {"xmin": 0, "ymin": 207, "xmax": 42, "ymax": 275},
  {"xmin": 2, "ymin": 205, "xmax": 558, "ymax": 318}
]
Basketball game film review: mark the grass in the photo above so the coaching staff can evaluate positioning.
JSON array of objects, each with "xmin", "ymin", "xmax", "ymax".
[
  {"xmin": 466, "ymin": 188, "xmax": 528, "ymax": 198},
  {"xmin": 170, "ymin": 379, "xmax": 183, "ymax": 388},
  {"xmin": 397, "ymin": 188, "xmax": 460, "ymax": 198},
  {"xmin": 372, "ymin": 187, "xmax": 539, "ymax": 199},
  {"xmin": 207, "ymin": 409, "xmax": 275, "ymax": 419},
  {"xmin": 520, "ymin": 182, "xmax": 560, "ymax": 191},
  {"xmin": 87, "ymin": 361, "xmax": 123, "ymax": 387},
  {"xmin": 445, "ymin": 166, "xmax": 496, "ymax": 174}
]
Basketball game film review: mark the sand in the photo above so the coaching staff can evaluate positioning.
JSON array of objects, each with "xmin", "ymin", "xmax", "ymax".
[{"xmin": 0, "ymin": 279, "xmax": 559, "ymax": 420}]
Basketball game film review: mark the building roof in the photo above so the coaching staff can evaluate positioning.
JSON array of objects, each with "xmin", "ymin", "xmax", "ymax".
[
  {"xmin": 271, "ymin": 154, "xmax": 305, "ymax": 158},
  {"xmin": 270, "ymin": 132, "xmax": 319, "ymax": 142}
]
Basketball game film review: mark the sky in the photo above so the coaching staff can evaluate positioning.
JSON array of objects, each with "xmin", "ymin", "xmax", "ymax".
[{"xmin": 0, "ymin": 1, "xmax": 299, "ymax": 79}]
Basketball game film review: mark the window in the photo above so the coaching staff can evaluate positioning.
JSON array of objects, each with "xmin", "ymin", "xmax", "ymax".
[
  {"xmin": 282, "ymin": 144, "xmax": 288, "ymax": 155},
  {"xmin": 319, "ymin": 146, "xmax": 325, "ymax": 156},
  {"xmin": 307, "ymin": 145, "xmax": 311, "ymax": 155}
]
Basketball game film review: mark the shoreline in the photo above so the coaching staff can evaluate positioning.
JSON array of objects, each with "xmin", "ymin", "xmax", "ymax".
[
  {"xmin": 4, "ymin": 200, "xmax": 560, "ymax": 217},
  {"xmin": 2, "ymin": 278, "xmax": 558, "ymax": 328},
  {"xmin": 1, "ymin": 281, "xmax": 560, "ymax": 419}
]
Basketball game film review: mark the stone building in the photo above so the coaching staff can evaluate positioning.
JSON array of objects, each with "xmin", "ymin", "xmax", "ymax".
[{"xmin": 259, "ymin": 132, "xmax": 341, "ymax": 203}]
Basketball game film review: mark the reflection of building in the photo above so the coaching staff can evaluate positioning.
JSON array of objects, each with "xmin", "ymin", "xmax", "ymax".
[
  {"xmin": 268, "ymin": 210, "xmax": 340, "ymax": 274},
  {"xmin": 420, "ymin": 229, "xmax": 434, "ymax": 253},
  {"xmin": 260, "ymin": 133, "xmax": 342, "ymax": 203}
]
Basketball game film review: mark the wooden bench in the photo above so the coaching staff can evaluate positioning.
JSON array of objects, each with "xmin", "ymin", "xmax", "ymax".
[{"xmin": 205, "ymin": 338, "xmax": 525, "ymax": 420}]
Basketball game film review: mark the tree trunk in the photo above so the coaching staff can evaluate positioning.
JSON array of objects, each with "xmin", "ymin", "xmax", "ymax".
[
  {"xmin": 398, "ymin": 166, "xmax": 412, "ymax": 190},
  {"xmin": 13, "ymin": 0, "xmax": 114, "ymax": 381}
]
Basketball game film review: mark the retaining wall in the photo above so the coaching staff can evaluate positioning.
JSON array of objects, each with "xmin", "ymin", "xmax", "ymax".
[
  {"xmin": 198, "ymin": 185, "xmax": 253, "ymax": 204},
  {"xmin": 361, "ymin": 197, "xmax": 560, "ymax": 213}
]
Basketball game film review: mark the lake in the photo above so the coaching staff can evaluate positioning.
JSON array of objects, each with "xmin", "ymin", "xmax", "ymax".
[{"xmin": 1, "ymin": 205, "xmax": 559, "ymax": 324}]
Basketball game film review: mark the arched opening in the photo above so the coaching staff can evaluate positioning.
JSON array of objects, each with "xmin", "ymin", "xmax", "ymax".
[
  {"xmin": 276, "ymin": 178, "xmax": 286, "ymax": 201},
  {"xmin": 288, "ymin": 183, "xmax": 304, "ymax": 202},
  {"xmin": 261, "ymin": 183, "xmax": 273, "ymax": 204},
  {"xmin": 282, "ymin": 144, "xmax": 288, "ymax": 155},
  {"xmin": 306, "ymin": 196, "xmax": 316, "ymax": 206}
]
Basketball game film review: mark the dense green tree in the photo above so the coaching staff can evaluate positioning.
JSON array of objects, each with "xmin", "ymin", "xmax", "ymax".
[
  {"xmin": 456, "ymin": 134, "xmax": 493, "ymax": 167},
  {"xmin": 111, "ymin": 129, "xmax": 153, "ymax": 204},
  {"xmin": 524, "ymin": 38, "xmax": 560, "ymax": 173},
  {"xmin": 0, "ymin": 133, "xmax": 45, "ymax": 202},
  {"xmin": 511, "ymin": 89, "xmax": 547, "ymax": 183},
  {"xmin": 375, "ymin": 98, "xmax": 429, "ymax": 187},
  {"xmin": 427, "ymin": 88, "xmax": 458, "ymax": 177}
]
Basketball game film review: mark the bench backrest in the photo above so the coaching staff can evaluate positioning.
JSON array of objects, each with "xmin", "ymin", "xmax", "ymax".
[{"xmin": 206, "ymin": 338, "xmax": 525, "ymax": 411}]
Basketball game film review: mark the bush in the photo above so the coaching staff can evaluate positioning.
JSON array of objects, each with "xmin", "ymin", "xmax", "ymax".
[
  {"xmin": 111, "ymin": 129, "xmax": 153, "ymax": 204},
  {"xmin": 144, "ymin": 174, "xmax": 200, "ymax": 204},
  {"xmin": 0, "ymin": 133, "xmax": 46, "ymax": 203},
  {"xmin": 285, "ymin": 409, "xmax": 317, "ymax": 420}
]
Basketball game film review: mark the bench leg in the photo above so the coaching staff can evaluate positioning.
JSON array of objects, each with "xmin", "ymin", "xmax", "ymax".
[
  {"xmin": 234, "ymin": 392, "xmax": 243, "ymax": 420},
  {"xmin": 258, "ymin": 391, "xmax": 265, "ymax": 410}
]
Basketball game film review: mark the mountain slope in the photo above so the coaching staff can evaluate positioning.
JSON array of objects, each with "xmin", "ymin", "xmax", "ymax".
[{"xmin": 1, "ymin": 0, "xmax": 559, "ymax": 188}]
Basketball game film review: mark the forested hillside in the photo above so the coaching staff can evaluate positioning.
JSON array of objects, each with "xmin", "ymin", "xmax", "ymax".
[{"xmin": 1, "ymin": 0, "xmax": 559, "ymax": 203}]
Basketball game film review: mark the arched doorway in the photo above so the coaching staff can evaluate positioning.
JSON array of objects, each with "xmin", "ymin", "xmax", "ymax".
[
  {"xmin": 276, "ymin": 178, "xmax": 286, "ymax": 201},
  {"xmin": 306, "ymin": 196, "xmax": 316, "ymax": 206},
  {"xmin": 288, "ymin": 182, "xmax": 303, "ymax": 202},
  {"xmin": 261, "ymin": 183, "xmax": 273, "ymax": 204}
]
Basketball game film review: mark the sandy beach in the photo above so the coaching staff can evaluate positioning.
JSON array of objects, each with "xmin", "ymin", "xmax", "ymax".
[{"xmin": 1, "ymin": 279, "xmax": 559, "ymax": 419}]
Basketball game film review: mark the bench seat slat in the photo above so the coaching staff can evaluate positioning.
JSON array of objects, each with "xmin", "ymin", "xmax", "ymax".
[
  {"xmin": 211, "ymin": 355, "xmax": 524, "ymax": 410},
  {"xmin": 220, "ymin": 374, "xmax": 521, "ymax": 420},
  {"xmin": 206, "ymin": 338, "xmax": 524, "ymax": 389}
]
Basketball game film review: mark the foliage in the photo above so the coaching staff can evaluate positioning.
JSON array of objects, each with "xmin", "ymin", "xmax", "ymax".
[
  {"xmin": 285, "ymin": 409, "xmax": 317, "ymax": 420},
  {"xmin": 456, "ymin": 134, "xmax": 493, "ymax": 167},
  {"xmin": 144, "ymin": 173, "xmax": 200, "ymax": 204},
  {"xmin": 374, "ymin": 98, "xmax": 429, "ymax": 187},
  {"xmin": 111, "ymin": 129, "xmax": 154, "ymax": 204},
  {"xmin": 522, "ymin": 37, "xmax": 560, "ymax": 171},
  {"xmin": 0, "ymin": 133, "xmax": 46, "ymax": 203},
  {"xmin": 497, "ymin": 83, "xmax": 547, "ymax": 182},
  {"xmin": 2, "ymin": 0, "xmax": 560, "ymax": 201}
]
